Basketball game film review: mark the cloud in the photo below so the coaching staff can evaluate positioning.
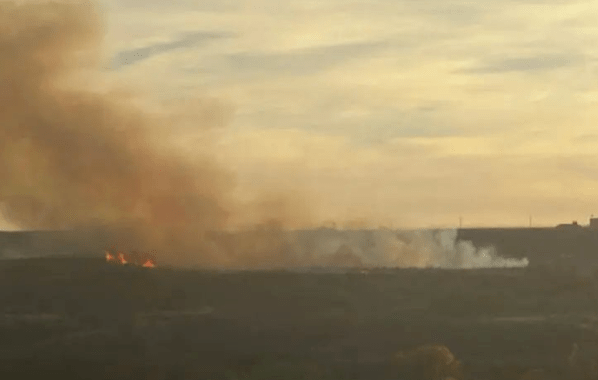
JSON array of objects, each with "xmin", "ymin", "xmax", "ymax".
[
  {"xmin": 110, "ymin": 30, "xmax": 234, "ymax": 69},
  {"xmin": 459, "ymin": 53, "xmax": 584, "ymax": 74},
  {"xmin": 110, "ymin": 0, "xmax": 239, "ymax": 13},
  {"xmin": 208, "ymin": 40, "xmax": 392, "ymax": 79},
  {"xmin": 90, "ymin": 0, "xmax": 598, "ymax": 228},
  {"xmin": 227, "ymin": 101, "xmax": 460, "ymax": 145},
  {"xmin": 572, "ymin": 133, "xmax": 598, "ymax": 143}
]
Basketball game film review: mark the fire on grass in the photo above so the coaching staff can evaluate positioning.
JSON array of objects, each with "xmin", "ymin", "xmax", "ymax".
[{"xmin": 105, "ymin": 247, "xmax": 157, "ymax": 268}]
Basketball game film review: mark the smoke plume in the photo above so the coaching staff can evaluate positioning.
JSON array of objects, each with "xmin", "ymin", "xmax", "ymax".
[
  {"xmin": 0, "ymin": 0, "xmax": 528, "ymax": 270},
  {"xmin": 201, "ymin": 228, "xmax": 528, "ymax": 270},
  {"xmin": 0, "ymin": 0, "xmax": 235, "ymax": 266}
]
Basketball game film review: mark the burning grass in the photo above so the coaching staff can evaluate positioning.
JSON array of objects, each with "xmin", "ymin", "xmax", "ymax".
[{"xmin": 105, "ymin": 248, "xmax": 156, "ymax": 268}]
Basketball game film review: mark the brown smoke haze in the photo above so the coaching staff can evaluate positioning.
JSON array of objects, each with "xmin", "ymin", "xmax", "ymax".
[
  {"xmin": 0, "ymin": 0, "xmax": 529, "ymax": 270},
  {"xmin": 0, "ymin": 0, "xmax": 261, "ymax": 267}
]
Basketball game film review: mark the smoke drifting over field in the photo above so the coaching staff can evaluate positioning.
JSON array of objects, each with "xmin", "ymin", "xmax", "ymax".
[
  {"xmin": 0, "ymin": 0, "xmax": 527, "ymax": 269},
  {"xmin": 207, "ymin": 228, "xmax": 529, "ymax": 269}
]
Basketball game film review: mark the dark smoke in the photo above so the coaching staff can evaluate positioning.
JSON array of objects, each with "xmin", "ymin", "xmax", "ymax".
[{"xmin": 0, "ymin": 0, "xmax": 234, "ymax": 266}]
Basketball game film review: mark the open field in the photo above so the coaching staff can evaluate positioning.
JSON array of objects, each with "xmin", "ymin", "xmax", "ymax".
[{"xmin": 2, "ymin": 257, "xmax": 598, "ymax": 379}]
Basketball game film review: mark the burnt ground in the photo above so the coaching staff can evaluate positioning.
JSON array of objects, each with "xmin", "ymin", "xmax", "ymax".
[{"xmin": 1, "ymin": 257, "xmax": 598, "ymax": 379}]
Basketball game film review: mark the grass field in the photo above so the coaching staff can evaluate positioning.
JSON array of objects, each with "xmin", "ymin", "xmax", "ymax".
[{"xmin": 1, "ymin": 257, "xmax": 598, "ymax": 379}]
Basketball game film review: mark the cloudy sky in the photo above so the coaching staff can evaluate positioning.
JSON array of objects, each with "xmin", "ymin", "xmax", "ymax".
[{"xmin": 56, "ymin": 0, "xmax": 598, "ymax": 228}]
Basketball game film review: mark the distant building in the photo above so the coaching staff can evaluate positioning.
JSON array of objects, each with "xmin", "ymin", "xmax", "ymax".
[{"xmin": 556, "ymin": 221, "xmax": 582, "ymax": 229}]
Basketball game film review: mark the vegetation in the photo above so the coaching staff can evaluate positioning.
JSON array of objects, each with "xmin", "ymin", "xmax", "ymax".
[{"xmin": 2, "ymin": 258, "xmax": 598, "ymax": 379}]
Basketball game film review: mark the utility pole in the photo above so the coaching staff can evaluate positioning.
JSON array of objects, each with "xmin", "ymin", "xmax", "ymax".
[{"xmin": 459, "ymin": 216, "xmax": 462, "ymax": 229}]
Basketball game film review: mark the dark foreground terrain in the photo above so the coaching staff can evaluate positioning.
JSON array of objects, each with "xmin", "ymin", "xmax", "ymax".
[{"xmin": 2, "ymin": 258, "xmax": 598, "ymax": 380}]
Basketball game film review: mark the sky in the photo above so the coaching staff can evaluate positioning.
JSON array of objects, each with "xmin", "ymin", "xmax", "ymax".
[{"xmin": 4, "ymin": 0, "xmax": 598, "ymax": 229}]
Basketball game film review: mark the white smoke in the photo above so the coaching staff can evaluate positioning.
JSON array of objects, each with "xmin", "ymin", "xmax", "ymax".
[
  {"xmin": 0, "ymin": 227, "xmax": 529, "ymax": 269},
  {"xmin": 282, "ymin": 228, "xmax": 529, "ymax": 269}
]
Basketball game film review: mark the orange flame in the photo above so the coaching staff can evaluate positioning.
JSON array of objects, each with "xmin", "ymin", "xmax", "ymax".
[
  {"xmin": 141, "ymin": 251, "xmax": 157, "ymax": 268},
  {"xmin": 105, "ymin": 250, "xmax": 115, "ymax": 262},
  {"xmin": 106, "ymin": 248, "xmax": 157, "ymax": 268}
]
